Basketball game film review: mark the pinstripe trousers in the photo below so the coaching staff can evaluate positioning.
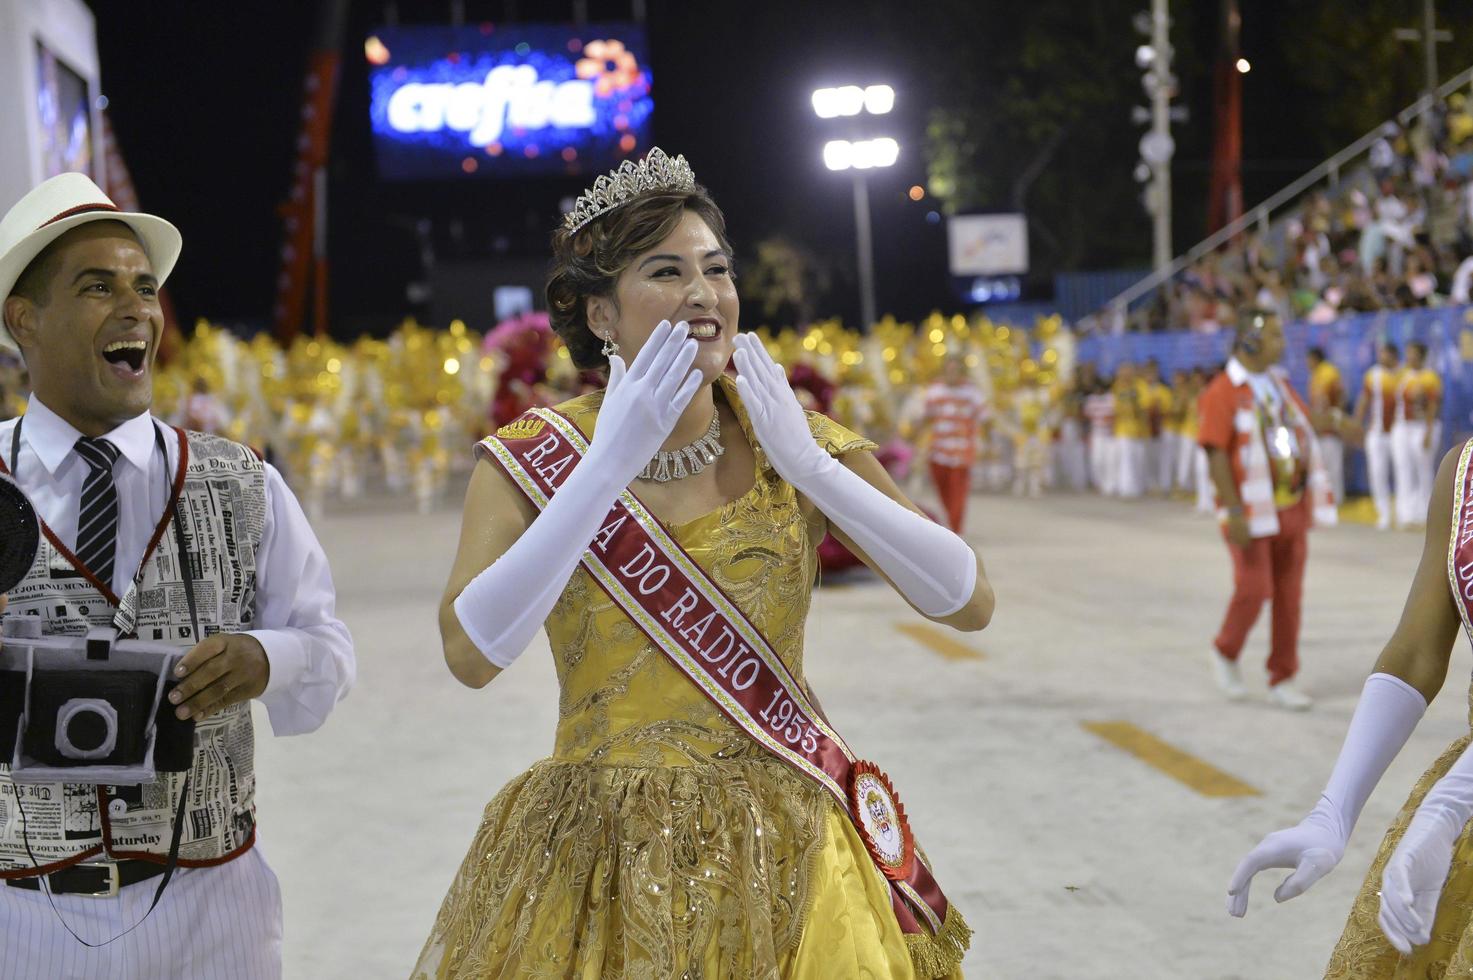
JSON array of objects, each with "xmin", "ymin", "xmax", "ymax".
[{"xmin": 0, "ymin": 843, "xmax": 282, "ymax": 979}]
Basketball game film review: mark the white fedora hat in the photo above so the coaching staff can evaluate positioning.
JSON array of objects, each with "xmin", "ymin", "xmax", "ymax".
[{"xmin": 0, "ymin": 172, "xmax": 181, "ymax": 352}]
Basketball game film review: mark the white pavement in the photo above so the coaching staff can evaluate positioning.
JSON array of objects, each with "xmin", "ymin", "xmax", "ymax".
[{"xmin": 252, "ymin": 488, "xmax": 1466, "ymax": 979}]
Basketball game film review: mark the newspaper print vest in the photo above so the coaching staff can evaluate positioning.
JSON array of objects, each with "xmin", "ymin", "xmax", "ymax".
[{"xmin": 0, "ymin": 430, "xmax": 266, "ymax": 872}]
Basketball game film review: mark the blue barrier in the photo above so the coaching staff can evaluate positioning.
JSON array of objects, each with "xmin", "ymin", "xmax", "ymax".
[
  {"xmin": 972, "ymin": 300, "xmax": 1062, "ymax": 328},
  {"xmin": 1052, "ymin": 269, "xmax": 1150, "ymax": 322},
  {"xmin": 1074, "ymin": 306, "xmax": 1473, "ymax": 494}
]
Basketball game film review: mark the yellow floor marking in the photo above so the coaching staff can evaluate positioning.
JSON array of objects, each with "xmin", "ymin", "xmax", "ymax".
[
  {"xmin": 1082, "ymin": 721, "xmax": 1261, "ymax": 798},
  {"xmin": 894, "ymin": 622, "xmax": 984, "ymax": 661}
]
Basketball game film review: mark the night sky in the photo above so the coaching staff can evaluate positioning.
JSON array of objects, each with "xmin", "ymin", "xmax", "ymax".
[{"xmin": 81, "ymin": 0, "xmax": 1419, "ymax": 336}]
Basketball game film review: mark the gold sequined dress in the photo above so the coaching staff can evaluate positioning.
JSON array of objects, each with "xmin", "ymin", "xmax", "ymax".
[
  {"xmin": 413, "ymin": 376, "xmax": 969, "ymax": 979},
  {"xmin": 1324, "ymin": 682, "xmax": 1473, "ymax": 978}
]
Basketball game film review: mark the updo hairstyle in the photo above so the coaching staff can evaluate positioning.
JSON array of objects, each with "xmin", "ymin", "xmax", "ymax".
[{"xmin": 546, "ymin": 186, "xmax": 732, "ymax": 371}]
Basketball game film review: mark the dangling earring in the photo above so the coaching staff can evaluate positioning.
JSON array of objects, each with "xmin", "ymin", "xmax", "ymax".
[{"xmin": 601, "ymin": 334, "xmax": 620, "ymax": 357}]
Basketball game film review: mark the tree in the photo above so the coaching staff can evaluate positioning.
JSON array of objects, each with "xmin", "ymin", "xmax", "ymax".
[
  {"xmin": 740, "ymin": 236, "xmax": 834, "ymax": 328},
  {"xmin": 1271, "ymin": 0, "xmax": 1473, "ymax": 157},
  {"xmin": 881, "ymin": 0, "xmax": 1209, "ymax": 275}
]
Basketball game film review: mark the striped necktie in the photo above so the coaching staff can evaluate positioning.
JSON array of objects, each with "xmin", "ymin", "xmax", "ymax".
[{"xmin": 74, "ymin": 436, "xmax": 122, "ymax": 586}]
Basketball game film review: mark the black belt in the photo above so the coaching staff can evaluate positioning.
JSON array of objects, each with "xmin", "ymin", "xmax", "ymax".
[{"xmin": 6, "ymin": 859, "xmax": 167, "ymax": 897}]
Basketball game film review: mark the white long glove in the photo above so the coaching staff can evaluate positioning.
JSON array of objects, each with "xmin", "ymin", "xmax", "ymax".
[
  {"xmin": 454, "ymin": 320, "xmax": 702, "ymax": 667},
  {"xmin": 731, "ymin": 333, "xmax": 977, "ymax": 618},
  {"xmin": 1378, "ymin": 741, "xmax": 1473, "ymax": 952},
  {"xmin": 1227, "ymin": 673, "xmax": 1427, "ymax": 917}
]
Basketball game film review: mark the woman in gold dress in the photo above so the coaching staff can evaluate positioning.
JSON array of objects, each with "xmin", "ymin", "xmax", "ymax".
[
  {"xmin": 413, "ymin": 149, "xmax": 992, "ymax": 979},
  {"xmin": 1229, "ymin": 434, "xmax": 1473, "ymax": 977}
]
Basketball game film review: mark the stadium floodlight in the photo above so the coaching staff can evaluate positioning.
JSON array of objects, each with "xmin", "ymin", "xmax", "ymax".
[
  {"xmin": 811, "ymin": 86, "xmax": 864, "ymax": 117},
  {"xmin": 833, "ymin": 85, "xmax": 865, "ymax": 115},
  {"xmin": 823, "ymin": 140, "xmax": 854, "ymax": 171},
  {"xmin": 863, "ymin": 84, "xmax": 895, "ymax": 114},
  {"xmin": 813, "ymin": 85, "xmax": 891, "ymax": 118},
  {"xmin": 823, "ymin": 138, "xmax": 898, "ymax": 171},
  {"xmin": 814, "ymin": 87, "xmax": 900, "ymax": 334}
]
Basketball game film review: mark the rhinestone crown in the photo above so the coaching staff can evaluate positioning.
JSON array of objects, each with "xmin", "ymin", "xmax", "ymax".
[{"xmin": 562, "ymin": 147, "xmax": 697, "ymax": 234}]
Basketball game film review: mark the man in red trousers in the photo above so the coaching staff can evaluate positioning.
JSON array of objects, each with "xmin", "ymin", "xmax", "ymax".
[
  {"xmin": 919, "ymin": 355, "xmax": 988, "ymax": 532},
  {"xmin": 1198, "ymin": 310, "xmax": 1337, "ymax": 711}
]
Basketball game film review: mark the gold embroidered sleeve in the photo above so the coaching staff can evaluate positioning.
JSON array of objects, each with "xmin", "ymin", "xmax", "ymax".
[{"xmin": 804, "ymin": 411, "xmax": 878, "ymax": 459}]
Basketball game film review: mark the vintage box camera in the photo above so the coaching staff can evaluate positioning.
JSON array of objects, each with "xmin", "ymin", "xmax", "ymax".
[
  {"xmin": 0, "ymin": 470, "xmax": 194, "ymax": 784},
  {"xmin": 1, "ymin": 619, "xmax": 194, "ymax": 785}
]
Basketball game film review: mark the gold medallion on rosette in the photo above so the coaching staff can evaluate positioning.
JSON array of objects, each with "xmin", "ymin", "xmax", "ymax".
[{"xmin": 849, "ymin": 761, "xmax": 915, "ymax": 881}]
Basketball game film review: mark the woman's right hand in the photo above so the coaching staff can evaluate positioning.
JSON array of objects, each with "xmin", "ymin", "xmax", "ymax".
[
  {"xmin": 1227, "ymin": 802, "xmax": 1346, "ymax": 917},
  {"xmin": 588, "ymin": 319, "xmax": 703, "ymax": 486}
]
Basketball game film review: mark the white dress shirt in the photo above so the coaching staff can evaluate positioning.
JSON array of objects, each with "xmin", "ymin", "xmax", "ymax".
[{"xmin": 0, "ymin": 396, "xmax": 354, "ymax": 736}]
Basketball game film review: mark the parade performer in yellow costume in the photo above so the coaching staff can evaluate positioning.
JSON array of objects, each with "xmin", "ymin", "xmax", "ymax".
[
  {"xmin": 1229, "ymin": 435, "xmax": 1473, "ymax": 976},
  {"xmin": 1140, "ymin": 360, "xmax": 1173, "ymax": 493},
  {"xmin": 1009, "ymin": 368, "xmax": 1049, "ymax": 498},
  {"xmin": 414, "ymin": 150, "xmax": 990, "ymax": 979},
  {"xmin": 1112, "ymin": 362, "xmax": 1149, "ymax": 498},
  {"xmin": 1392, "ymin": 341, "xmax": 1442, "ymax": 528},
  {"xmin": 1175, "ymin": 370, "xmax": 1213, "ymax": 513},
  {"xmin": 1355, "ymin": 343, "xmax": 1403, "ymax": 530},
  {"xmin": 1308, "ymin": 346, "xmax": 1347, "ymax": 505}
]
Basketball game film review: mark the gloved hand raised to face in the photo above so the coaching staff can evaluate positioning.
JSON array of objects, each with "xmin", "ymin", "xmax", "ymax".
[
  {"xmin": 588, "ymin": 319, "xmax": 704, "ymax": 490},
  {"xmin": 731, "ymin": 332, "xmax": 832, "ymax": 486},
  {"xmin": 731, "ymin": 332, "xmax": 978, "ymax": 620},
  {"xmin": 453, "ymin": 319, "xmax": 701, "ymax": 671}
]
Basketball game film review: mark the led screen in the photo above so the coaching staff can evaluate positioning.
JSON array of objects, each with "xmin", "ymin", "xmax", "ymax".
[
  {"xmin": 36, "ymin": 42, "xmax": 93, "ymax": 179},
  {"xmin": 367, "ymin": 23, "xmax": 653, "ymax": 179}
]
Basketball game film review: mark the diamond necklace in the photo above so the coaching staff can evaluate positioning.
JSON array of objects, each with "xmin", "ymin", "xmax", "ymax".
[{"xmin": 638, "ymin": 410, "xmax": 725, "ymax": 482}]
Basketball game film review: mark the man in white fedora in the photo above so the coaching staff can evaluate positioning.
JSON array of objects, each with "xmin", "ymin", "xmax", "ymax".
[{"xmin": 0, "ymin": 173, "xmax": 355, "ymax": 978}]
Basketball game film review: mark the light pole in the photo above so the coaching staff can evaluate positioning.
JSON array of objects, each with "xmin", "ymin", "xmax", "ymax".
[
  {"xmin": 1133, "ymin": 1, "xmax": 1177, "ymax": 274},
  {"xmin": 1394, "ymin": 0, "xmax": 1452, "ymax": 101},
  {"xmin": 813, "ymin": 85, "xmax": 896, "ymax": 334}
]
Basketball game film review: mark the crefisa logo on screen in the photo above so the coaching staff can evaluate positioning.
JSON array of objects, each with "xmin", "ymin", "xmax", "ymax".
[{"xmin": 366, "ymin": 23, "xmax": 654, "ymax": 179}]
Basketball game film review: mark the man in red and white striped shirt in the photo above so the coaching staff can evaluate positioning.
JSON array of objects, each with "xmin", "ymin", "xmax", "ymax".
[{"xmin": 920, "ymin": 356, "xmax": 988, "ymax": 532}]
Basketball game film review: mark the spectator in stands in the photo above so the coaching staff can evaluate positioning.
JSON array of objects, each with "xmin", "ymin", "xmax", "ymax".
[
  {"xmin": 1098, "ymin": 97, "xmax": 1473, "ymax": 337},
  {"xmin": 1450, "ymin": 244, "xmax": 1473, "ymax": 303},
  {"xmin": 1404, "ymin": 249, "xmax": 1438, "ymax": 304},
  {"xmin": 1369, "ymin": 123, "xmax": 1400, "ymax": 185},
  {"xmin": 1254, "ymin": 267, "xmax": 1293, "ymax": 323}
]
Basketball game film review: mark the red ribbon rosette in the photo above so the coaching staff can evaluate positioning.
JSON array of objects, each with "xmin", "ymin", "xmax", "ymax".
[{"xmin": 849, "ymin": 761, "xmax": 915, "ymax": 882}]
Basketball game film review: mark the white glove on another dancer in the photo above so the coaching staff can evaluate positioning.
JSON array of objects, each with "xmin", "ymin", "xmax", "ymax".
[
  {"xmin": 731, "ymin": 333, "xmax": 977, "ymax": 619},
  {"xmin": 454, "ymin": 320, "xmax": 702, "ymax": 668},
  {"xmin": 1378, "ymin": 741, "xmax": 1473, "ymax": 953},
  {"xmin": 1227, "ymin": 673, "xmax": 1427, "ymax": 917}
]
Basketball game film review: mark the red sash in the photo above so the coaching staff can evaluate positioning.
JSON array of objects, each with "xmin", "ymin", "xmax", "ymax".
[
  {"xmin": 482, "ymin": 408, "xmax": 956, "ymax": 941},
  {"xmin": 1447, "ymin": 440, "xmax": 1473, "ymax": 640}
]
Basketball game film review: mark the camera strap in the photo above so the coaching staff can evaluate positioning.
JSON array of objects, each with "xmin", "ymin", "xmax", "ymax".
[
  {"xmin": 14, "ymin": 772, "xmax": 191, "ymax": 947},
  {"xmin": 162, "ymin": 423, "xmax": 202, "ymax": 643},
  {"xmin": 11, "ymin": 421, "xmax": 204, "ymax": 945}
]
